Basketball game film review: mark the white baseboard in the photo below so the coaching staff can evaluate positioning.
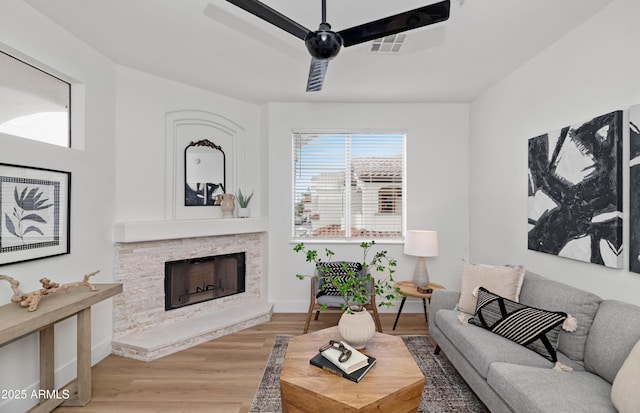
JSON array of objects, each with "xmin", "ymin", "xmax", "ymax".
[{"xmin": 271, "ymin": 299, "xmax": 427, "ymax": 314}]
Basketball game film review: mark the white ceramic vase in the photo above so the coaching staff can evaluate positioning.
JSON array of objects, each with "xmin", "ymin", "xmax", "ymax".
[
  {"xmin": 238, "ymin": 207, "xmax": 250, "ymax": 218},
  {"xmin": 338, "ymin": 308, "xmax": 376, "ymax": 349},
  {"xmin": 220, "ymin": 193, "xmax": 235, "ymax": 218}
]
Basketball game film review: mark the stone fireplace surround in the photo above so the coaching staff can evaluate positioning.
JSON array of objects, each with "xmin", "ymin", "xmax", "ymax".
[{"xmin": 111, "ymin": 218, "xmax": 271, "ymax": 361}]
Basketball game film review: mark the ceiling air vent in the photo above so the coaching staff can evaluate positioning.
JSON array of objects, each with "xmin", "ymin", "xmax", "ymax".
[{"xmin": 370, "ymin": 33, "xmax": 406, "ymax": 53}]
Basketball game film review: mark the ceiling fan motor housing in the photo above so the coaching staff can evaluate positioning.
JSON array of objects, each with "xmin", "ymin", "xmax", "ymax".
[{"xmin": 305, "ymin": 23, "xmax": 343, "ymax": 60}]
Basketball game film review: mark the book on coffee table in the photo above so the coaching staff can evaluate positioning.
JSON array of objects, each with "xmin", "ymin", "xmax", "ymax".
[
  {"xmin": 310, "ymin": 353, "xmax": 377, "ymax": 383},
  {"xmin": 320, "ymin": 340, "xmax": 370, "ymax": 374}
]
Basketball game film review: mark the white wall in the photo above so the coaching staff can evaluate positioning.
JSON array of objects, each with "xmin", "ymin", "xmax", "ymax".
[
  {"xmin": 469, "ymin": 0, "xmax": 640, "ymax": 305},
  {"xmin": 114, "ymin": 66, "xmax": 264, "ymax": 222},
  {"xmin": 0, "ymin": 1, "xmax": 116, "ymax": 412},
  {"xmin": 266, "ymin": 103, "xmax": 470, "ymax": 313}
]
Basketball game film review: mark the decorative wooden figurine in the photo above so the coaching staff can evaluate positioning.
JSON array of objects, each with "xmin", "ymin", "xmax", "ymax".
[{"xmin": 0, "ymin": 270, "xmax": 100, "ymax": 311}]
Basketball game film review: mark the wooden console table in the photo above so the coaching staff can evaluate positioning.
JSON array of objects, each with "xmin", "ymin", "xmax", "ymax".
[{"xmin": 0, "ymin": 283, "xmax": 122, "ymax": 413}]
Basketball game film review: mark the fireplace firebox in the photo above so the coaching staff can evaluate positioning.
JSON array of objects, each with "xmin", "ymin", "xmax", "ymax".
[{"xmin": 164, "ymin": 252, "xmax": 245, "ymax": 311}]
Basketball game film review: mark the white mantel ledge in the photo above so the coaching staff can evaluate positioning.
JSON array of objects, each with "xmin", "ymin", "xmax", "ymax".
[{"xmin": 113, "ymin": 218, "xmax": 268, "ymax": 243}]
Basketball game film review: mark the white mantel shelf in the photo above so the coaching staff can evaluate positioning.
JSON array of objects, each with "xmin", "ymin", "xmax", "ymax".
[{"xmin": 113, "ymin": 218, "xmax": 268, "ymax": 243}]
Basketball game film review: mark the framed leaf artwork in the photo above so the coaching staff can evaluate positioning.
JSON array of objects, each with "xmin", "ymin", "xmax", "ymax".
[{"xmin": 0, "ymin": 163, "xmax": 71, "ymax": 265}]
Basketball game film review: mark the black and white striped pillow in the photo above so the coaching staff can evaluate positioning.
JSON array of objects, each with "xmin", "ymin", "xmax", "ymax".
[
  {"xmin": 316, "ymin": 262, "xmax": 363, "ymax": 297},
  {"xmin": 469, "ymin": 287, "xmax": 567, "ymax": 362}
]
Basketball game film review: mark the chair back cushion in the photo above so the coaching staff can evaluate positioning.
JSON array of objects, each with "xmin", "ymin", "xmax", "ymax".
[{"xmin": 315, "ymin": 262, "xmax": 364, "ymax": 298}]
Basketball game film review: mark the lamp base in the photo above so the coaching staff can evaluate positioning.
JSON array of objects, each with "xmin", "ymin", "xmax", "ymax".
[
  {"xmin": 417, "ymin": 286, "xmax": 433, "ymax": 294},
  {"xmin": 412, "ymin": 257, "xmax": 430, "ymax": 288}
]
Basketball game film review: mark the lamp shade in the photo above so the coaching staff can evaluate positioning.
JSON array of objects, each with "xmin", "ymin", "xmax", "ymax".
[{"xmin": 404, "ymin": 230, "xmax": 439, "ymax": 257}]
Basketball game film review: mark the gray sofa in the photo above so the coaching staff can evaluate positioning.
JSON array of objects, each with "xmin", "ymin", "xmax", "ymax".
[{"xmin": 429, "ymin": 271, "xmax": 640, "ymax": 413}]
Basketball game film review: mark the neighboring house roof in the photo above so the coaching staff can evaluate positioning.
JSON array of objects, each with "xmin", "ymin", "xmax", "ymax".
[
  {"xmin": 312, "ymin": 224, "xmax": 401, "ymax": 238},
  {"xmin": 352, "ymin": 157, "xmax": 402, "ymax": 181}
]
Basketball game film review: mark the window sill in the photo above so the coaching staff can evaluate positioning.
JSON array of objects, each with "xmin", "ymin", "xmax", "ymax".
[{"xmin": 289, "ymin": 238, "xmax": 403, "ymax": 245}]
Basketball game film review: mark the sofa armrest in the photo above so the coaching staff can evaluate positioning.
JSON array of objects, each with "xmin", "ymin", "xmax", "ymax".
[
  {"xmin": 429, "ymin": 289, "xmax": 461, "ymax": 325},
  {"xmin": 429, "ymin": 289, "xmax": 460, "ymax": 336}
]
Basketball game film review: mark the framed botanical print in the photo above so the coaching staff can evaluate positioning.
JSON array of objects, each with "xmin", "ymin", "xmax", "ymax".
[{"xmin": 0, "ymin": 163, "xmax": 71, "ymax": 265}]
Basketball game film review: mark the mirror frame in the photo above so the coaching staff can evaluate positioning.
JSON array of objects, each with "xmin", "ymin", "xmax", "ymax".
[{"xmin": 184, "ymin": 139, "xmax": 226, "ymax": 206}]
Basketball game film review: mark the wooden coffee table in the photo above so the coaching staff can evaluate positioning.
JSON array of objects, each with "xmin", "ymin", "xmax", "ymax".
[{"xmin": 279, "ymin": 326, "xmax": 424, "ymax": 413}]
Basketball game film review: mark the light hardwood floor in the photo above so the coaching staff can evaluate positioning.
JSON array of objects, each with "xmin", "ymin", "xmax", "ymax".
[{"xmin": 54, "ymin": 312, "xmax": 432, "ymax": 413}]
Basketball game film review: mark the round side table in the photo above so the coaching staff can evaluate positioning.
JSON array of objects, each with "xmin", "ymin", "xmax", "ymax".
[{"xmin": 392, "ymin": 281, "xmax": 445, "ymax": 330}]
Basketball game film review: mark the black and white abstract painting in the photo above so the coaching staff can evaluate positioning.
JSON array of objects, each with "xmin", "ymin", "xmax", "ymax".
[
  {"xmin": 629, "ymin": 105, "xmax": 640, "ymax": 273},
  {"xmin": 528, "ymin": 110, "xmax": 623, "ymax": 268}
]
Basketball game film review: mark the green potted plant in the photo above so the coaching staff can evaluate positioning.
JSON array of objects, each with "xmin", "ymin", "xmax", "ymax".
[
  {"xmin": 294, "ymin": 241, "xmax": 398, "ymax": 348},
  {"xmin": 236, "ymin": 189, "xmax": 253, "ymax": 218}
]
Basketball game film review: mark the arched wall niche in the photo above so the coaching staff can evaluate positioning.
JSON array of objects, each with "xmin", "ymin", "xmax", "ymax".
[{"xmin": 164, "ymin": 110, "xmax": 246, "ymax": 220}]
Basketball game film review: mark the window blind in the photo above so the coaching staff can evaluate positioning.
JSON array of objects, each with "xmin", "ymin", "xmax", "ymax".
[{"xmin": 293, "ymin": 132, "xmax": 405, "ymax": 239}]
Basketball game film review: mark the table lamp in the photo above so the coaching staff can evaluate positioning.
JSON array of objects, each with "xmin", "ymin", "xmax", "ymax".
[{"xmin": 404, "ymin": 230, "xmax": 439, "ymax": 288}]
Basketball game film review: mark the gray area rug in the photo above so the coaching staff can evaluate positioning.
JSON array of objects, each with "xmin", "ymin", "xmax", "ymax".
[{"xmin": 249, "ymin": 335, "xmax": 488, "ymax": 413}]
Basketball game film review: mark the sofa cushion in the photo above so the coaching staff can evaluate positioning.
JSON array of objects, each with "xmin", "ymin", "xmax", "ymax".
[
  {"xmin": 584, "ymin": 300, "xmax": 640, "ymax": 383},
  {"xmin": 611, "ymin": 340, "xmax": 640, "ymax": 413},
  {"xmin": 434, "ymin": 308, "xmax": 557, "ymax": 379},
  {"xmin": 469, "ymin": 287, "xmax": 567, "ymax": 362},
  {"xmin": 487, "ymin": 362, "xmax": 616, "ymax": 413},
  {"xmin": 457, "ymin": 262, "xmax": 525, "ymax": 314},
  {"xmin": 518, "ymin": 271, "xmax": 601, "ymax": 363}
]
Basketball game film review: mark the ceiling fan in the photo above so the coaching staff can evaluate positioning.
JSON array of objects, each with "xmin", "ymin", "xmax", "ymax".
[{"xmin": 225, "ymin": 0, "xmax": 451, "ymax": 92}]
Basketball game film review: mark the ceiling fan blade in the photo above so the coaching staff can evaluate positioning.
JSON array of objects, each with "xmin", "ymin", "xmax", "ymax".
[
  {"xmin": 225, "ymin": 0, "xmax": 310, "ymax": 41},
  {"xmin": 338, "ymin": 0, "xmax": 451, "ymax": 47},
  {"xmin": 306, "ymin": 58, "xmax": 329, "ymax": 92}
]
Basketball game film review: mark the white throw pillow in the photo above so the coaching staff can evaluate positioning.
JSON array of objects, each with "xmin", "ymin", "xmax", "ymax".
[
  {"xmin": 456, "ymin": 263, "xmax": 525, "ymax": 314},
  {"xmin": 611, "ymin": 340, "xmax": 640, "ymax": 413}
]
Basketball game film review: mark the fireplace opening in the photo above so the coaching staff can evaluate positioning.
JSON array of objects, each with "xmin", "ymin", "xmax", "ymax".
[{"xmin": 164, "ymin": 252, "xmax": 246, "ymax": 311}]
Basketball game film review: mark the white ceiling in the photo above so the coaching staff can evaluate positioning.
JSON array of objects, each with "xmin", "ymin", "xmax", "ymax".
[{"xmin": 25, "ymin": 0, "xmax": 615, "ymax": 104}]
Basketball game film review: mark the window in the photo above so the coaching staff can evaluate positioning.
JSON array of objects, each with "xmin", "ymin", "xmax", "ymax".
[
  {"xmin": 379, "ymin": 187, "xmax": 402, "ymax": 213},
  {"xmin": 0, "ymin": 51, "xmax": 71, "ymax": 147},
  {"xmin": 293, "ymin": 132, "xmax": 405, "ymax": 240}
]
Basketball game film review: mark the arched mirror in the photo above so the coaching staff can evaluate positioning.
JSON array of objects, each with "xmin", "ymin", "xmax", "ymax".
[{"xmin": 184, "ymin": 139, "xmax": 226, "ymax": 206}]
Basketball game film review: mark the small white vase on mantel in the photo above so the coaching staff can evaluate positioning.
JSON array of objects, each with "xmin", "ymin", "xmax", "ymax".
[
  {"xmin": 238, "ymin": 207, "xmax": 250, "ymax": 218},
  {"xmin": 338, "ymin": 307, "xmax": 376, "ymax": 349},
  {"xmin": 219, "ymin": 193, "xmax": 235, "ymax": 218}
]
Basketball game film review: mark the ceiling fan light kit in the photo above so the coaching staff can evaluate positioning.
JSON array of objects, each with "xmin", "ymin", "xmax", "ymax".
[
  {"xmin": 226, "ymin": 0, "xmax": 451, "ymax": 92},
  {"xmin": 305, "ymin": 23, "xmax": 343, "ymax": 60}
]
